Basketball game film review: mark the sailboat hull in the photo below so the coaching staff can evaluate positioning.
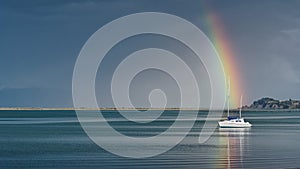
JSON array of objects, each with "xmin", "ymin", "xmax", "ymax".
[{"xmin": 218, "ymin": 120, "xmax": 252, "ymax": 128}]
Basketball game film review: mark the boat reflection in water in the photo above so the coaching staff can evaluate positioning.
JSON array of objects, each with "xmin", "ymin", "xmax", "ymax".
[{"xmin": 217, "ymin": 128, "xmax": 251, "ymax": 169}]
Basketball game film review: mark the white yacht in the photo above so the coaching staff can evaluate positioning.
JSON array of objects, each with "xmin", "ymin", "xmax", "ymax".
[
  {"xmin": 218, "ymin": 79, "xmax": 252, "ymax": 128},
  {"xmin": 218, "ymin": 116, "xmax": 252, "ymax": 128}
]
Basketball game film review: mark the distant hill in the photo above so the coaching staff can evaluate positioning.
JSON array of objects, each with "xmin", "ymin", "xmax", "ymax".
[{"xmin": 244, "ymin": 97, "xmax": 300, "ymax": 109}]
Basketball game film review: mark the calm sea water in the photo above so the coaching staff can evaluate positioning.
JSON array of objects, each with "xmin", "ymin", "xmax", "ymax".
[{"xmin": 0, "ymin": 110, "xmax": 299, "ymax": 169}]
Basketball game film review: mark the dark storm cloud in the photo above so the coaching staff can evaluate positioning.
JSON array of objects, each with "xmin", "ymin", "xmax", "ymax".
[{"xmin": 1, "ymin": 0, "xmax": 300, "ymax": 107}]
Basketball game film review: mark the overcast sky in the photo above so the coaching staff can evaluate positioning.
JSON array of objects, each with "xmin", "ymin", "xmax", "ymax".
[{"xmin": 1, "ymin": 0, "xmax": 300, "ymax": 108}]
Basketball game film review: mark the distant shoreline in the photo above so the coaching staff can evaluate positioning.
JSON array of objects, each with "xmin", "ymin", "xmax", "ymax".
[
  {"xmin": 2, "ymin": 97, "xmax": 300, "ymax": 112},
  {"xmin": 0, "ymin": 107, "xmax": 300, "ymax": 112},
  {"xmin": 0, "ymin": 107, "xmax": 211, "ymax": 111}
]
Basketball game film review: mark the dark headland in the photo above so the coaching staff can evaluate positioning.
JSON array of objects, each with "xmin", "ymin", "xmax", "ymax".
[{"xmin": 243, "ymin": 97, "xmax": 300, "ymax": 111}]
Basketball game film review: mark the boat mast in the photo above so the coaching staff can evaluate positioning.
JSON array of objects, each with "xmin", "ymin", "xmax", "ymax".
[
  {"xmin": 239, "ymin": 95, "xmax": 243, "ymax": 118},
  {"xmin": 227, "ymin": 77, "xmax": 230, "ymax": 117}
]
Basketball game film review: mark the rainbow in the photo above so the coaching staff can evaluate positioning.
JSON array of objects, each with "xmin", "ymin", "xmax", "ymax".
[{"xmin": 203, "ymin": 6, "xmax": 244, "ymax": 108}]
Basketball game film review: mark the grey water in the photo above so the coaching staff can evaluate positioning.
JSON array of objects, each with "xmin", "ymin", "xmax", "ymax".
[{"xmin": 0, "ymin": 110, "xmax": 300, "ymax": 169}]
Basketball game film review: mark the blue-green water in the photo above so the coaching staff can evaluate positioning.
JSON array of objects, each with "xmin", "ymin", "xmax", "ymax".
[{"xmin": 0, "ymin": 110, "xmax": 300, "ymax": 169}]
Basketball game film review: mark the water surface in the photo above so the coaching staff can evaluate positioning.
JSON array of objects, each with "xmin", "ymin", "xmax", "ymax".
[{"xmin": 0, "ymin": 110, "xmax": 299, "ymax": 169}]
